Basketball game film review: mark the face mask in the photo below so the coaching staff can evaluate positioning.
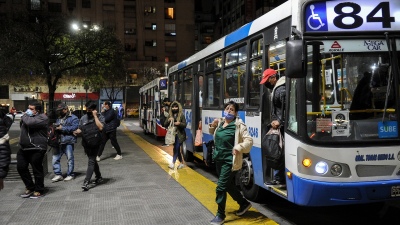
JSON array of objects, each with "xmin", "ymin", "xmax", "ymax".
[
  {"xmin": 58, "ymin": 111, "xmax": 66, "ymax": 117},
  {"xmin": 86, "ymin": 111, "xmax": 93, "ymax": 116},
  {"xmin": 172, "ymin": 109, "xmax": 178, "ymax": 113},
  {"xmin": 223, "ymin": 111, "xmax": 236, "ymax": 120},
  {"xmin": 265, "ymin": 82, "xmax": 274, "ymax": 90},
  {"xmin": 25, "ymin": 109, "xmax": 34, "ymax": 117}
]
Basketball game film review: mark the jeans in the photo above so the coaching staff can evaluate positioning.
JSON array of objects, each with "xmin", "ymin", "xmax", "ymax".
[
  {"xmin": 52, "ymin": 144, "xmax": 75, "ymax": 177},
  {"xmin": 97, "ymin": 130, "xmax": 121, "ymax": 156},
  {"xmin": 17, "ymin": 149, "xmax": 46, "ymax": 193},
  {"xmin": 172, "ymin": 135, "xmax": 182, "ymax": 164}
]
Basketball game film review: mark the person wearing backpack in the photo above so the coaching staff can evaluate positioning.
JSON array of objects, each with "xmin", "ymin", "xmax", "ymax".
[
  {"xmin": 51, "ymin": 103, "xmax": 79, "ymax": 182},
  {"xmin": 0, "ymin": 111, "xmax": 12, "ymax": 191},
  {"xmin": 17, "ymin": 101, "xmax": 49, "ymax": 199},
  {"xmin": 260, "ymin": 68, "xmax": 286, "ymax": 186},
  {"xmin": 73, "ymin": 101, "xmax": 105, "ymax": 191},
  {"xmin": 96, "ymin": 101, "xmax": 122, "ymax": 161}
]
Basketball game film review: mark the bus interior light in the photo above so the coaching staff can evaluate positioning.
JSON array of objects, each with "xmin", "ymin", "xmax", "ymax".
[
  {"xmin": 315, "ymin": 161, "xmax": 328, "ymax": 174},
  {"xmin": 302, "ymin": 158, "xmax": 312, "ymax": 167}
]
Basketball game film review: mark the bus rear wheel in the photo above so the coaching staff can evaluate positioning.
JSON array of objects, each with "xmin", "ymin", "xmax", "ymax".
[{"xmin": 239, "ymin": 158, "xmax": 263, "ymax": 202}]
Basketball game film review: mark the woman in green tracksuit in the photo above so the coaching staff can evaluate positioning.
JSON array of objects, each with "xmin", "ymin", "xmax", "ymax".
[{"xmin": 208, "ymin": 101, "xmax": 253, "ymax": 225}]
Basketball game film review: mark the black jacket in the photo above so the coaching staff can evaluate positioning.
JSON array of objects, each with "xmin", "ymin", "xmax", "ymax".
[
  {"xmin": 271, "ymin": 76, "xmax": 286, "ymax": 126},
  {"xmin": 102, "ymin": 108, "xmax": 119, "ymax": 133},
  {"xmin": 0, "ymin": 119, "xmax": 10, "ymax": 179},
  {"xmin": 19, "ymin": 113, "xmax": 49, "ymax": 150}
]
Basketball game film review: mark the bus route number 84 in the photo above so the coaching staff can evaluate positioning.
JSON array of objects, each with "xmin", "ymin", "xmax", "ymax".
[{"xmin": 333, "ymin": 2, "xmax": 395, "ymax": 29}]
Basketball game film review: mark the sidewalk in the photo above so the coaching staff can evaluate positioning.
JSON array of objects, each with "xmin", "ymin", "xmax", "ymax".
[{"xmin": 0, "ymin": 121, "xmax": 213, "ymax": 225}]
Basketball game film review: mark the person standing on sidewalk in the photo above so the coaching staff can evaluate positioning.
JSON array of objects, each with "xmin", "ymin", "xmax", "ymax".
[
  {"xmin": 0, "ymin": 111, "xmax": 12, "ymax": 191},
  {"xmin": 17, "ymin": 101, "xmax": 49, "ymax": 199},
  {"xmin": 96, "ymin": 101, "xmax": 122, "ymax": 161},
  {"xmin": 51, "ymin": 103, "xmax": 79, "ymax": 182},
  {"xmin": 73, "ymin": 101, "xmax": 105, "ymax": 191},
  {"xmin": 208, "ymin": 101, "xmax": 253, "ymax": 225},
  {"xmin": 164, "ymin": 101, "xmax": 186, "ymax": 169},
  {"xmin": 160, "ymin": 98, "xmax": 171, "ymax": 147}
]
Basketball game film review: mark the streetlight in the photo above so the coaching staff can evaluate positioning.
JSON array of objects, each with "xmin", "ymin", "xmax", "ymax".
[{"xmin": 165, "ymin": 63, "xmax": 168, "ymax": 76}]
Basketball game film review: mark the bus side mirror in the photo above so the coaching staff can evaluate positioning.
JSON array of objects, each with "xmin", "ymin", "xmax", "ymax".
[{"xmin": 286, "ymin": 40, "xmax": 305, "ymax": 78}]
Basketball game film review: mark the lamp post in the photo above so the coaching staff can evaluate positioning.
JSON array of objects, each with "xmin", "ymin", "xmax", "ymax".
[{"xmin": 165, "ymin": 63, "xmax": 168, "ymax": 76}]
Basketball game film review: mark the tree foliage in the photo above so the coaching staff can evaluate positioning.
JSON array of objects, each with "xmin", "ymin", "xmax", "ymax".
[{"xmin": 0, "ymin": 11, "xmax": 126, "ymax": 111}]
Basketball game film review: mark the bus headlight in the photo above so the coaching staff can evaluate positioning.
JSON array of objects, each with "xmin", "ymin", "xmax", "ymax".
[
  {"xmin": 330, "ymin": 164, "xmax": 343, "ymax": 176},
  {"xmin": 315, "ymin": 161, "xmax": 328, "ymax": 174}
]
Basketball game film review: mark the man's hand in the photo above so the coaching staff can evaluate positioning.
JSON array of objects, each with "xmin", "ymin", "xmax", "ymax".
[
  {"xmin": 92, "ymin": 110, "xmax": 98, "ymax": 116},
  {"xmin": 73, "ymin": 128, "xmax": 81, "ymax": 136},
  {"xmin": 211, "ymin": 119, "xmax": 219, "ymax": 127},
  {"xmin": 271, "ymin": 120, "xmax": 280, "ymax": 129}
]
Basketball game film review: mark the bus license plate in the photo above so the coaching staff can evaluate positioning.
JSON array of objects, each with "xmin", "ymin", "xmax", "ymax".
[{"xmin": 391, "ymin": 186, "xmax": 400, "ymax": 197}]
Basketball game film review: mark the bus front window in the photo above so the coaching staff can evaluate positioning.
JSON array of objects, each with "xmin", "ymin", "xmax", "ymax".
[{"xmin": 306, "ymin": 40, "xmax": 398, "ymax": 142}]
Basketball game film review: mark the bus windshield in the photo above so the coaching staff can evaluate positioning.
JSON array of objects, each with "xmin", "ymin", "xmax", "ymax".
[{"xmin": 305, "ymin": 39, "xmax": 399, "ymax": 142}]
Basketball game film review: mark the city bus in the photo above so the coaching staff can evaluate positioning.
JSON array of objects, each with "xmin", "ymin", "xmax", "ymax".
[
  {"xmin": 167, "ymin": 0, "xmax": 400, "ymax": 206},
  {"xmin": 139, "ymin": 77, "xmax": 168, "ymax": 138}
]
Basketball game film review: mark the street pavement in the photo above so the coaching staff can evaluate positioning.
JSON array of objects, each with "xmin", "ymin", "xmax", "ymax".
[{"xmin": 0, "ymin": 118, "xmax": 214, "ymax": 225}]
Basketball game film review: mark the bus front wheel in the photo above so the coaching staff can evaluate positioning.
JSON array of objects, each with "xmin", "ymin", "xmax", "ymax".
[
  {"xmin": 182, "ymin": 142, "xmax": 193, "ymax": 162},
  {"xmin": 239, "ymin": 158, "xmax": 263, "ymax": 202}
]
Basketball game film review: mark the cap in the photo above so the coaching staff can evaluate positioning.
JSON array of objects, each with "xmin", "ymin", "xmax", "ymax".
[
  {"xmin": 260, "ymin": 68, "xmax": 277, "ymax": 84},
  {"xmin": 56, "ymin": 103, "xmax": 68, "ymax": 111}
]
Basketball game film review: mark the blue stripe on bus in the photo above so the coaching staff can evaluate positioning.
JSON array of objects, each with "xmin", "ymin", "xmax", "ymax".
[
  {"xmin": 178, "ymin": 61, "xmax": 187, "ymax": 70},
  {"xmin": 224, "ymin": 22, "xmax": 253, "ymax": 47}
]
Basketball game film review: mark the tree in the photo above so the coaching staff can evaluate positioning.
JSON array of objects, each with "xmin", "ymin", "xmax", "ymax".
[
  {"xmin": 135, "ymin": 63, "xmax": 162, "ymax": 85},
  {"xmin": 0, "ymin": 11, "xmax": 126, "ymax": 118}
]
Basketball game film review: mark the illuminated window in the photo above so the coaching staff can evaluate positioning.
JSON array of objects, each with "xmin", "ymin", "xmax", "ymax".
[{"xmin": 165, "ymin": 8, "xmax": 175, "ymax": 20}]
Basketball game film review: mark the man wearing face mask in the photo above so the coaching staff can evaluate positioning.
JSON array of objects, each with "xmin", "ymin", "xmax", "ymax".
[
  {"xmin": 51, "ymin": 103, "xmax": 79, "ymax": 182},
  {"xmin": 260, "ymin": 68, "xmax": 286, "ymax": 186},
  {"xmin": 73, "ymin": 101, "xmax": 105, "ymax": 191},
  {"xmin": 96, "ymin": 101, "xmax": 122, "ymax": 161},
  {"xmin": 17, "ymin": 101, "xmax": 49, "ymax": 199}
]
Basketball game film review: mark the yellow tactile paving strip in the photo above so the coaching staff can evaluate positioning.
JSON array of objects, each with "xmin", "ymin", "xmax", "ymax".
[{"xmin": 123, "ymin": 126, "xmax": 278, "ymax": 225}]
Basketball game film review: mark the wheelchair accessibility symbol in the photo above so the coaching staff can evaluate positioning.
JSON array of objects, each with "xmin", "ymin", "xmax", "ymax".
[{"xmin": 307, "ymin": 4, "xmax": 326, "ymax": 31}]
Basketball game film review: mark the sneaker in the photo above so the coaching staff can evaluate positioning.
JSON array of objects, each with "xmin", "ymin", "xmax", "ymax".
[
  {"xmin": 236, "ymin": 201, "xmax": 252, "ymax": 216},
  {"xmin": 210, "ymin": 216, "xmax": 225, "ymax": 225},
  {"xmin": 29, "ymin": 192, "xmax": 44, "ymax": 199},
  {"xmin": 161, "ymin": 144, "xmax": 169, "ymax": 147},
  {"xmin": 96, "ymin": 156, "xmax": 101, "ymax": 162},
  {"xmin": 114, "ymin": 154, "xmax": 123, "ymax": 160},
  {"xmin": 20, "ymin": 189, "xmax": 33, "ymax": 198},
  {"xmin": 92, "ymin": 177, "xmax": 103, "ymax": 185},
  {"xmin": 82, "ymin": 180, "xmax": 90, "ymax": 191},
  {"xmin": 51, "ymin": 175, "xmax": 64, "ymax": 182},
  {"xmin": 177, "ymin": 164, "xmax": 185, "ymax": 169},
  {"xmin": 168, "ymin": 163, "xmax": 174, "ymax": 169},
  {"xmin": 64, "ymin": 176, "xmax": 74, "ymax": 181}
]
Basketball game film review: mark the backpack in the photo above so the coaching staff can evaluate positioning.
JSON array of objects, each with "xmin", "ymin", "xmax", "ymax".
[
  {"xmin": 47, "ymin": 124, "xmax": 61, "ymax": 148},
  {"xmin": 81, "ymin": 121, "xmax": 102, "ymax": 148},
  {"xmin": 262, "ymin": 128, "xmax": 284, "ymax": 169}
]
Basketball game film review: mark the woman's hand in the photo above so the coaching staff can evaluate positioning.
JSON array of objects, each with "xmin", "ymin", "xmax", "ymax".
[
  {"xmin": 211, "ymin": 119, "xmax": 219, "ymax": 127},
  {"xmin": 174, "ymin": 121, "xmax": 180, "ymax": 126},
  {"xmin": 168, "ymin": 118, "xmax": 174, "ymax": 122}
]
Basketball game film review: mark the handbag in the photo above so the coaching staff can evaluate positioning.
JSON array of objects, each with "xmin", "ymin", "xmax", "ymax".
[
  {"xmin": 194, "ymin": 129, "xmax": 202, "ymax": 146},
  {"xmin": 262, "ymin": 127, "xmax": 284, "ymax": 169},
  {"xmin": 165, "ymin": 120, "xmax": 176, "ymax": 145}
]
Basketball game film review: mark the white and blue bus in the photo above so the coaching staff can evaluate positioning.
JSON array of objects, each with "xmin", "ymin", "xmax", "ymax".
[
  {"xmin": 139, "ymin": 77, "xmax": 168, "ymax": 138},
  {"xmin": 168, "ymin": 0, "xmax": 400, "ymax": 206}
]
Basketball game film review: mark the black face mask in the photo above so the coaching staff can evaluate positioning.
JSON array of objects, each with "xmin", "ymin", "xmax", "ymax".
[
  {"xmin": 172, "ymin": 109, "xmax": 178, "ymax": 114},
  {"xmin": 58, "ymin": 111, "xmax": 66, "ymax": 117},
  {"xmin": 87, "ymin": 111, "xmax": 93, "ymax": 117},
  {"xmin": 265, "ymin": 82, "xmax": 274, "ymax": 90}
]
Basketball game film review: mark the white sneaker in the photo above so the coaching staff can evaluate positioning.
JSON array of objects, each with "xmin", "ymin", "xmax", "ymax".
[
  {"xmin": 64, "ymin": 176, "xmax": 74, "ymax": 181},
  {"xmin": 51, "ymin": 175, "xmax": 63, "ymax": 182},
  {"xmin": 114, "ymin": 154, "xmax": 123, "ymax": 160},
  {"xmin": 168, "ymin": 163, "xmax": 174, "ymax": 169},
  {"xmin": 96, "ymin": 156, "xmax": 101, "ymax": 162},
  {"xmin": 177, "ymin": 164, "xmax": 185, "ymax": 169}
]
